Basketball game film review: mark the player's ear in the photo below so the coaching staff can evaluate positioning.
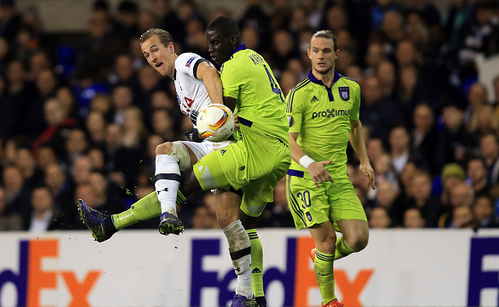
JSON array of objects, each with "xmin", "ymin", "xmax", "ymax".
[{"xmin": 334, "ymin": 49, "xmax": 340, "ymax": 60}]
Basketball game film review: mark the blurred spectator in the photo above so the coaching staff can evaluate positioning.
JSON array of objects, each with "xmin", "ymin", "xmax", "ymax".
[
  {"xmin": 388, "ymin": 125, "xmax": 411, "ymax": 176},
  {"xmin": 36, "ymin": 144, "xmax": 58, "ymax": 171},
  {"xmin": 32, "ymin": 98, "xmax": 77, "ymax": 158},
  {"xmin": 364, "ymin": 41, "xmax": 385, "ymax": 77},
  {"xmin": 2, "ymin": 164, "xmax": 32, "ymax": 228},
  {"xmin": 367, "ymin": 137, "xmax": 386, "ymax": 164},
  {"xmin": 373, "ymin": 152, "xmax": 398, "ymax": 188},
  {"xmin": 15, "ymin": 147, "xmax": 44, "ymax": 187},
  {"xmin": 27, "ymin": 186, "xmax": 63, "ymax": 232},
  {"xmin": 464, "ymin": 82, "xmax": 489, "ymax": 125},
  {"xmin": 150, "ymin": 90, "xmax": 176, "ymax": 111},
  {"xmin": 479, "ymin": 132, "xmax": 499, "ymax": 185},
  {"xmin": 279, "ymin": 70, "xmax": 299, "ymax": 97},
  {"xmin": 369, "ymin": 206, "xmax": 392, "ymax": 228},
  {"xmin": 451, "ymin": 204, "xmax": 477, "ymax": 229},
  {"xmin": 71, "ymin": 155, "xmax": 93, "ymax": 189},
  {"xmin": 440, "ymin": 162, "xmax": 467, "ymax": 208},
  {"xmin": 64, "ymin": 129, "xmax": 89, "ymax": 167},
  {"xmin": 191, "ymin": 204, "xmax": 218, "ymax": 229},
  {"xmin": 87, "ymin": 147, "xmax": 106, "ymax": 172},
  {"xmin": 122, "ymin": 106, "xmax": 148, "ymax": 149},
  {"xmin": 467, "ymin": 156, "xmax": 492, "ymax": 198},
  {"xmin": 151, "ymin": 108, "xmax": 177, "ymax": 141},
  {"xmin": 376, "ymin": 60, "xmax": 397, "ymax": 100},
  {"xmin": 116, "ymin": 0, "xmax": 140, "ymax": 42},
  {"xmin": 268, "ymin": 29, "xmax": 299, "ymax": 77},
  {"xmin": 410, "ymin": 103, "xmax": 438, "ymax": 174},
  {"xmin": 435, "ymin": 101, "xmax": 473, "ymax": 171},
  {"xmin": 359, "ymin": 75, "xmax": 401, "ymax": 141},
  {"xmin": 55, "ymin": 86, "xmax": 80, "ymax": 120},
  {"xmin": 108, "ymin": 53, "xmax": 138, "ymax": 88},
  {"xmin": 44, "ymin": 162, "xmax": 73, "ymax": 213},
  {"xmin": 403, "ymin": 207, "xmax": 426, "ymax": 228},
  {"xmin": 474, "ymin": 195, "xmax": 497, "ymax": 228},
  {"xmin": 374, "ymin": 180, "xmax": 403, "ymax": 226},
  {"xmin": 239, "ymin": 0, "xmax": 270, "ymax": 53},
  {"xmin": 111, "ymin": 84, "xmax": 134, "ymax": 125},
  {"xmin": 89, "ymin": 171, "xmax": 124, "ymax": 214},
  {"xmin": 74, "ymin": 10, "xmax": 127, "ymax": 82},
  {"xmin": 440, "ymin": 181, "xmax": 474, "ymax": 227},
  {"xmin": 468, "ymin": 104, "xmax": 498, "ymax": 141},
  {"xmin": 0, "ymin": 0, "xmax": 22, "ymax": 44},
  {"xmin": 0, "ymin": 186, "xmax": 23, "ymax": 230},
  {"xmin": 405, "ymin": 170, "xmax": 442, "ymax": 227},
  {"xmin": 396, "ymin": 66, "xmax": 432, "ymax": 124},
  {"xmin": 457, "ymin": 0, "xmax": 499, "ymax": 82},
  {"xmin": 85, "ymin": 111, "xmax": 108, "ymax": 147},
  {"xmin": 442, "ymin": 0, "xmax": 473, "ymax": 49}
]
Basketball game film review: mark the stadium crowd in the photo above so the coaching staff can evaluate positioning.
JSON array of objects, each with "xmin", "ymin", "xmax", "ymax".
[{"xmin": 0, "ymin": 0, "xmax": 499, "ymax": 232}]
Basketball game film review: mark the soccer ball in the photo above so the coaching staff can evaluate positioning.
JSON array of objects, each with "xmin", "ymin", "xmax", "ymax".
[{"xmin": 196, "ymin": 104, "xmax": 235, "ymax": 142}]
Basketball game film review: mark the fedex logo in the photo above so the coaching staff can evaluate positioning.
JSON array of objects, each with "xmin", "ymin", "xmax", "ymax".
[
  {"xmin": 190, "ymin": 237, "xmax": 373, "ymax": 307},
  {"xmin": 0, "ymin": 239, "xmax": 101, "ymax": 307},
  {"xmin": 468, "ymin": 237, "xmax": 499, "ymax": 307}
]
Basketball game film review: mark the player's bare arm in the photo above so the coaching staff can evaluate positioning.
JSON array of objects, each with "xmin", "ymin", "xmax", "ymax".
[
  {"xmin": 349, "ymin": 119, "xmax": 375, "ymax": 190},
  {"xmin": 196, "ymin": 61, "xmax": 223, "ymax": 105},
  {"xmin": 289, "ymin": 132, "xmax": 333, "ymax": 188}
]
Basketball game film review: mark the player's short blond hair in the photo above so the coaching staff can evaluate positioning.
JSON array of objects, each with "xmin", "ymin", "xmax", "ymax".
[
  {"xmin": 312, "ymin": 30, "xmax": 338, "ymax": 51},
  {"xmin": 139, "ymin": 28, "xmax": 174, "ymax": 47}
]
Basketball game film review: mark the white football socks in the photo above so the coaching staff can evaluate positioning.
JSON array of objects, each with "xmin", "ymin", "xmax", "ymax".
[
  {"xmin": 222, "ymin": 220, "xmax": 253, "ymax": 299},
  {"xmin": 155, "ymin": 154, "xmax": 181, "ymax": 215}
]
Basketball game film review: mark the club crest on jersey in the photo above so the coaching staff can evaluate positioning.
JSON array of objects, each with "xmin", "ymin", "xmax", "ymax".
[
  {"xmin": 339, "ymin": 87, "xmax": 350, "ymax": 101},
  {"xmin": 186, "ymin": 57, "xmax": 195, "ymax": 67}
]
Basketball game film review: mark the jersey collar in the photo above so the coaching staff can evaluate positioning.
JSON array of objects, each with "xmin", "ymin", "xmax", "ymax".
[
  {"xmin": 308, "ymin": 70, "xmax": 340, "ymax": 102},
  {"xmin": 229, "ymin": 44, "xmax": 247, "ymax": 60},
  {"xmin": 308, "ymin": 69, "xmax": 340, "ymax": 87}
]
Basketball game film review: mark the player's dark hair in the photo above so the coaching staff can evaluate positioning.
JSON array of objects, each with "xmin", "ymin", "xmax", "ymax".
[
  {"xmin": 206, "ymin": 16, "xmax": 240, "ymax": 39},
  {"xmin": 312, "ymin": 30, "xmax": 338, "ymax": 51},
  {"xmin": 139, "ymin": 28, "xmax": 174, "ymax": 47}
]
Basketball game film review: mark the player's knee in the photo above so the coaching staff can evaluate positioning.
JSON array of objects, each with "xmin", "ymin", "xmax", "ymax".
[
  {"xmin": 346, "ymin": 232, "xmax": 369, "ymax": 252},
  {"xmin": 156, "ymin": 142, "xmax": 173, "ymax": 155}
]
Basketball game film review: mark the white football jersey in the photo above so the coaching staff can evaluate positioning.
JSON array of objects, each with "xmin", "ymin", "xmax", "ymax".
[{"xmin": 174, "ymin": 52, "xmax": 215, "ymax": 127}]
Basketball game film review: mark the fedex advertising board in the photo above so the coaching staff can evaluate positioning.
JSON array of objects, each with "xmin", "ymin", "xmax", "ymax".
[{"xmin": 0, "ymin": 229, "xmax": 497, "ymax": 307}]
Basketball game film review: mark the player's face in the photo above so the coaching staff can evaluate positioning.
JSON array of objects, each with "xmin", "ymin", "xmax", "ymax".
[
  {"xmin": 206, "ymin": 29, "xmax": 234, "ymax": 66},
  {"xmin": 141, "ymin": 35, "xmax": 175, "ymax": 77},
  {"xmin": 308, "ymin": 37, "xmax": 338, "ymax": 75}
]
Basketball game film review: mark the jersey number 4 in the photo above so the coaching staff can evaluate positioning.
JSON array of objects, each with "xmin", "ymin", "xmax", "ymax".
[{"xmin": 264, "ymin": 65, "xmax": 285, "ymax": 102}]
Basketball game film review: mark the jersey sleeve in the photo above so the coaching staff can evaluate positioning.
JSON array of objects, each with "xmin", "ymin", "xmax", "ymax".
[
  {"xmin": 176, "ymin": 52, "xmax": 211, "ymax": 80},
  {"xmin": 220, "ymin": 63, "xmax": 241, "ymax": 100},
  {"xmin": 286, "ymin": 87, "xmax": 304, "ymax": 134},
  {"xmin": 349, "ymin": 81, "xmax": 361, "ymax": 121}
]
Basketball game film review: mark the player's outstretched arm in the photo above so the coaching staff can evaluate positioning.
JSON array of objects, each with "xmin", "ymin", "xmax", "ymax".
[
  {"xmin": 196, "ymin": 61, "xmax": 223, "ymax": 105},
  {"xmin": 349, "ymin": 119, "xmax": 375, "ymax": 190},
  {"xmin": 289, "ymin": 132, "xmax": 333, "ymax": 189}
]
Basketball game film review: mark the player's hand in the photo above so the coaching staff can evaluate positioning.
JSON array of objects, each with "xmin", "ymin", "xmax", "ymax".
[
  {"xmin": 185, "ymin": 128, "xmax": 205, "ymax": 142},
  {"xmin": 359, "ymin": 162, "xmax": 375, "ymax": 190},
  {"xmin": 307, "ymin": 160, "xmax": 333, "ymax": 188}
]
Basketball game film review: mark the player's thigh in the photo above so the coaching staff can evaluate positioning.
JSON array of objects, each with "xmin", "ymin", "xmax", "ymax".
[
  {"xmin": 286, "ymin": 174, "xmax": 331, "ymax": 230},
  {"xmin": 329, "ymin": 180, "xmax": 367, "ymax": 226},
  {"xmin": 240, "ymin": 144, "xmax": 290, "ymax": 218},
  {"xmin": 178, "ymin": 140, "xmax": 231, "ymax": 164},
  {"xmin": 192, "ymin": 141, "xmax": 247, "ymax": 191}
]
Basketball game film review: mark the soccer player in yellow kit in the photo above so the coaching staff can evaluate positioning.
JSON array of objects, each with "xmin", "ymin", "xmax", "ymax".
[{"xmin": 286, "ymin": 30, "xmax": 375, "ymax": 307}]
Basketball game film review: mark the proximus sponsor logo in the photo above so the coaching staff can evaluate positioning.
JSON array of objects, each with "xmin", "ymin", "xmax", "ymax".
[{"xmin": 312, "ymin": 109, "xmax": 351, "ymax": 119}]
